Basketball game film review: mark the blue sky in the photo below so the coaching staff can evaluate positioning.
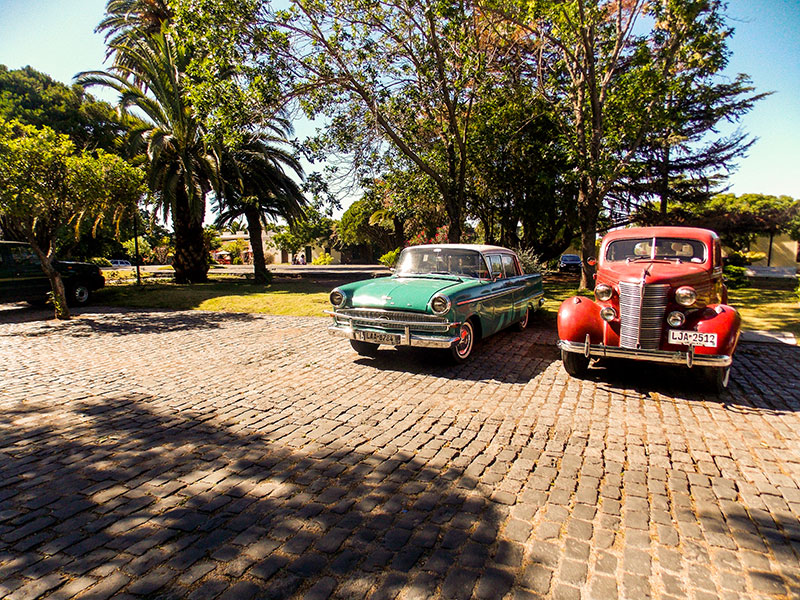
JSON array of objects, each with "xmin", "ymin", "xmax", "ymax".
[{"xmin": 1, "ymin": 0, "xmax": 798, "ymax": 202}]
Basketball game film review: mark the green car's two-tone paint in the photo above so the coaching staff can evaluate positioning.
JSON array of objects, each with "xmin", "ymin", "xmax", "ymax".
[{"xmin": 327, "ymin": 244, "xmax": 544, "ymax": 362}]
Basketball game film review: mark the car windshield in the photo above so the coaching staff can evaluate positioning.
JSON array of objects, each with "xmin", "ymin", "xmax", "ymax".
[
  {"xmin": 395, "ymin": 248, "xmax": 490, "ymax": 278},
  {"xmin": 561, "ymin": 254, "xmax": 580, "ymax": 262},
  {"xmin": 606, "ymin": 237, "xmax": 707, "ymax": 263}
]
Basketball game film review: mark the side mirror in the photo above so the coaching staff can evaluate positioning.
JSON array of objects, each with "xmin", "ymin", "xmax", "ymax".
[{"xmin": 586, "ymin": 257, "xmax": 597, "ymax": 267}]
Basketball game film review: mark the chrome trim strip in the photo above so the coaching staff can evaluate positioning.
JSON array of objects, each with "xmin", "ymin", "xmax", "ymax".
[
  {"xmin": 324, "ymin": 309, "xmax": 458, "ymax": 330},
  {"xmin": 456, "ymin": 285, "xmax": 524, "ymax": 306},
  {"xmin": 557, "ymin": 340, "xmax": 732, "ymax": 367},
  {"xmin": 329, "ymin": 325, "xmax": 459, "ymax": 349}
]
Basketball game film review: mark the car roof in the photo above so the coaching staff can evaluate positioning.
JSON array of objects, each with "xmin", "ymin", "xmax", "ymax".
[
  {"xmin": 602, "ymin": 226, "xmax": 718, "ymax": 244},
  {"xmin": 406, "ymin": 244, "xmax": 515, "ymax": 254}
]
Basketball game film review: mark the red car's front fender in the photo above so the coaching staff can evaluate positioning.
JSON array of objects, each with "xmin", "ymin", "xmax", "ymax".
[
  {"xmin": 684, "ymin": 304, "xmax": 741, "ymax": 356},
  {"xmin": 557, "ymin": 297, "xmax": 615, "ymax": 345}
]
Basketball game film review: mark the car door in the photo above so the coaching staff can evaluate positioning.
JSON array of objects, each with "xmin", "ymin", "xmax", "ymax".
[
  {"xmin": 8, "ymin": 244, "xmax": 50, "ymax": 301},
  {"xmin": 482, "ymin": 253, "xmax": 517, "ymax": 334}
]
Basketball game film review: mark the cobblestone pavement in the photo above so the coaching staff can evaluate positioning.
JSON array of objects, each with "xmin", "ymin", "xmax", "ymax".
[{"xmin": 1, "ymin": 306, "xmax": 799, "ymax": 600}]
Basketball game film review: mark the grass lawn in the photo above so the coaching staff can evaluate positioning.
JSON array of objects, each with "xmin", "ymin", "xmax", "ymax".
[
  {"xmin": 728, "ymin": 287, "xmax": 800, "ymax": 340},
  {"xmin": 93, "ymin": 273, "xmax": 798, "ymax": 340},
  {"xmin": 95, "ymin": 277, "xmax": 335, "ymax": 317}
]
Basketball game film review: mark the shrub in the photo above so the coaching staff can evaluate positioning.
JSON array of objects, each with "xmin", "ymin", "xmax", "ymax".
[
  {"xmin": 89, "ymin": 257, "xmax": 112, "ymax": 267},
  {"xmin": 312, "ymin": 252, "xmax": 334, "ymax": 265},
  {"xmin": 723, "ymin": 265, "xmax": 748, "ymax": 289},
  {"xmin": 513, "ymin": 247, "xmax": 550, "ymax": 274},
  {"xmin": 264, "ymin": 253, "xmax": 275, "ymax": 265},
  {"xmin": 796, "ymin": 279, "xmax": 800, "ymax": 303},
  {"xmin": 379, "ymin": 248, "xmax": 401, "ymax": 268},
  {"xmin": 725, "ymin": 250, "xmax": 766, "ymax": 267}
]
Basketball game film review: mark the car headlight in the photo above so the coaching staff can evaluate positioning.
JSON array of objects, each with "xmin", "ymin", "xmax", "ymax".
[
  {"xmin": 595, "ymin": 283, "xmax": 613, "ymax": 301},
  {"xmin": 329, "ymin": 289, "xmax": 345, "ymax": 307},
  {"xmin": 675, "ymin": 286, "xmax": 697, "ymax": 307},
  {"xmin": 600, "ymin": 306, "xmax": 616, "ymax": 322},
  {"xmin": 430, "ymin": 294, "xmax": 451, "ymax": 315},
  {"xmin": 667, "ymin": 311, "xmax": 686, "ymax": 327}
]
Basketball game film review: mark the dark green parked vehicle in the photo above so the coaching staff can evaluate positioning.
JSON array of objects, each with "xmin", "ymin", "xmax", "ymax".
[{"xmin": 0, "ymin": 241, "xmax": 105, "ymax": 307}]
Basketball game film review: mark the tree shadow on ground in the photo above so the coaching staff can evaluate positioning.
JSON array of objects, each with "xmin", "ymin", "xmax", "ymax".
[
  {"xmin": 0, "ymin": 393, "xmax": 522, "ymax": 599},
  {"xmin": 352, "ymin": 325, "xmax": 561, "ymax": 385},
  {"xmin": 0, "ymin": 307, "xmax": 257, "ymax": 338}
]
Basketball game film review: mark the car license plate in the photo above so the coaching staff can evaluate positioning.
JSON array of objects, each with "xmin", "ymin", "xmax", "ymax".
[
  {"xmin": 355, "ymin": 330, "xmax": 400, "ymax": 345},
  {"xmin": 668, "ymin": 330, "xmax": 717, "ymax": 348}
]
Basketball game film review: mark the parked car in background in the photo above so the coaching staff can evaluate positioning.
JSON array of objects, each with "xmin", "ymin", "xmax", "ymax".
[
  {"xmin": 558, "ymin": 253, "xmax": 583, "ymax": 273},
  {"xmin": 0, "ymin": 241, "xmax": 105, "ymax": 306},
  {"xmin": 557, "ymin": 227, "xmax": 740, "ymax": 391},
  {"xmin": 109, "ymin": 259, "xmax": 132, "ymax": 268},
  {"xmin": 327, "ymin": 244, "xmax": 544, "ymax": 362}
]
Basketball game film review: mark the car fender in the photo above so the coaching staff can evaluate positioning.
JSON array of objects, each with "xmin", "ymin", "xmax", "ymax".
[
  {"xmin": 557, "ymin": 297, "xmax": 606, "ymax": 345},
  {"xmin": 684, "ymin": 304, "xmax": 741, "ymax": 356}
]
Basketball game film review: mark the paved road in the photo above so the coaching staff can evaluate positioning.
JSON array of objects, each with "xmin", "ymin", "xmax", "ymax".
[{"xmin": 1, "ymin": 306, "xmax": 799, "ymax": 599}]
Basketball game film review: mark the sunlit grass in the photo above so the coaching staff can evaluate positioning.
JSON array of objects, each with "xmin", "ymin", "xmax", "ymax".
[
  {"xmin": 729, "ymin": 287, "xmax": 799, "ymax": 340},
  {"xmin": 95, "ymin": 278, "xmax": 333, "ymax": 317}
]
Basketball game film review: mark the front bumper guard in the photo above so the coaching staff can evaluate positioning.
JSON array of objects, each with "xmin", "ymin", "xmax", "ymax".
[
  {"xmin": 328, "ymin": 325, "xmax": 460, "ymax": 349},
  {"xmin": 558, "ymin": 338, "xmax": 732, "ymax": 368}
]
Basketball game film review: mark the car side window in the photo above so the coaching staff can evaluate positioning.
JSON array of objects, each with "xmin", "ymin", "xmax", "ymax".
[
  {"xmin": 488, "ymin": 255, "xmax": 504, "ymax": 278},
  {"xmin": 501, "ymin": 254, "xmax": 519, "ymax": 277},
  {"xmin": 9, "ymin": 246, "xmax": 40, "ymax": 267}
]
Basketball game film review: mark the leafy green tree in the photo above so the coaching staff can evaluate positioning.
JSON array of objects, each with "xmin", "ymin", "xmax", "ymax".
[
  {"xmin": 494, "ymin": 0, "xmax": 750, "ymax": 286},
  {"xmin": 336, "ymin": 195, "xmax": 397, "ymax": 256},
  {"xmin": 78, "ymin": 32, "xmax": 218, "ymax": 283},
  {"xmin": 172, "ymin": 0, "xmax": 495, "ymax": 242},
  {"xmin": 0, "ymin": 65, "xmax": 142, "ymax": 154},
  {"xmin": 271, "ymin": 207, "xmax": 333, "ymax": 256},
  {"xmin": 637, "ymin": 193, "xmax": 800, "ymax": 251},
  {"xmin": 466, "ymin": 86, "xmax": 577, "ymax": 259},
  {"xmin": 0, "ymin": 118, "xmax": 145, "ymax": 318}
]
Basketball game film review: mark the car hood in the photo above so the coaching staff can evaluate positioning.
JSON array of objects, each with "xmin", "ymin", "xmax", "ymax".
[
  {"xmin": 598, "ymin": 261, "xmax": 709, "ymax": 287},
  {"xmin": 350, "ymin": 276, "xmax": 463, "ymax": 311}
]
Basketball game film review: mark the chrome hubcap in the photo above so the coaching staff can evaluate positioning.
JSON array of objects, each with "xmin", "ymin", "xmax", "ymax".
[{"xmin": 456, "ymin": 324, "xmax": 472, "ymax": 357}]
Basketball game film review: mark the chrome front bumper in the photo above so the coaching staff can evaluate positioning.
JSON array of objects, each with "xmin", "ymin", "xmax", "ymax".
[
  {"xmin": 558, "ymin": 339, "xmax": 732, "ymax": 368},
  {"xmin": 328, "ymin": 325, "xmax": 459, "ymax": 349},
  {"xmin": 325, "ymin": 309, "xmax": 460, "ymax": 349}
]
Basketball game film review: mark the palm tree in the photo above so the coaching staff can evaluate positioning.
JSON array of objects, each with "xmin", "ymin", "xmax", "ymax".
[
  {"xmin": 96, "ymin": 0, "xmax": 172, "ymax": 62},
  {"xmin": 215, "ymin": 124, "xmax": 306, "ymax": 284},
  {"xmin": 78, "ymin": 32, "xmax": 216, "ymax": 283}
]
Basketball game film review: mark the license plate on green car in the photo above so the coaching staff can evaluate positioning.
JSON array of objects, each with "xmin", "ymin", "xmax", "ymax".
[{"xmin": 355, "ymin": 330, "xmax": 400, "ymax": 345}]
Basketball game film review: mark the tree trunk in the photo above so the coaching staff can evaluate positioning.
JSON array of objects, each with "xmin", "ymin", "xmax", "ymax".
[
  {"xmin": 244, "ymin": 206, "xmax": 270, "ymax": 285},
  {"xmin": 172, "ymin": 190, "xmax": 209, "ymax": 284},
  {"xmin": 578, "ymin": 181, "xmax": 600, "ymax": 290},
  {"xmin": 392, "ymin": 215, "xmax": 405, "ymax": 249},
  {"xmin": 25, "ymin": 236, "xmax": 70, "ymax": 319}
]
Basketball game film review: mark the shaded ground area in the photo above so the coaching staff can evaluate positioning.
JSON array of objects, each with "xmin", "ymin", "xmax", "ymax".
[{"xmin": 1, "ymin": 308, "xmax": 799, "ymax": 599}]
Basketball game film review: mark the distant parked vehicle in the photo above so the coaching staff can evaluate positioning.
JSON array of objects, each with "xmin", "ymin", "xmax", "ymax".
[
  {"xmin": 109, "ymin": 259, "xmax": 132, "ymax": 268},
  {"xmin": 557, "ymin": 226, "xmax": 740, "ymax": 391},
  {"xmin": 0, "ymin": 241, "xmax": 105, "ymax": 306},
  {"xmin": 558, "ymin": 253, "xmax": 583, "ymax": 273}
]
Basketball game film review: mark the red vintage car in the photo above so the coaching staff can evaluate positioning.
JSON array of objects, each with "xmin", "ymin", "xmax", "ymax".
[{"xmin": 557, "ymin": 226, "xmax": 741, "ymax": 391}]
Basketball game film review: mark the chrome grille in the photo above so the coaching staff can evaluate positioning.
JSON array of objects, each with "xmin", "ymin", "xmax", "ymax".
[
  {"xmin": 618, "ymin": 282, "xmax": 668, "ymax": 349},
  {"xmin": 332, "ymin": 308, "xmax": 449, "ymax": 332}
]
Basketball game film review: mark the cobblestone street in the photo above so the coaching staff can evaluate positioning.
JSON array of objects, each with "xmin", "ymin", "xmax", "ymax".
[{"xmin": 1, "ymin": 306, "xmax": 799, "ymax": 599}]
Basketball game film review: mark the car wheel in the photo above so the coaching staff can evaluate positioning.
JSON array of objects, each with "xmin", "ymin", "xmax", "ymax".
[
  {"xmin": 68, "ymin": 283, "xmax": 91, "ymax": 306},
  {"xmin": 350, "ymin": 339, "xmax": 379, "ymax": 357},
  {"xmin": 561, "ymin": 349, "xmax": 590, "ymax": 378},
  {"xmin": 703, "ymin": 365, "xmax": 731, "ymax": 393},
  {"xmin": 515, "ymin": 307, "xmax": 530, "ymax": 331},
  {"xmin": 450, "ymin": 320, "xmax": 475, "ymax": 363}
]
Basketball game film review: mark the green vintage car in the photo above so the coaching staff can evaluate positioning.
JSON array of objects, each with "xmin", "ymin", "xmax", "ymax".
[{"xmin": 327, "ymin": 244, "xmax": 544, "ymax": 362}]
